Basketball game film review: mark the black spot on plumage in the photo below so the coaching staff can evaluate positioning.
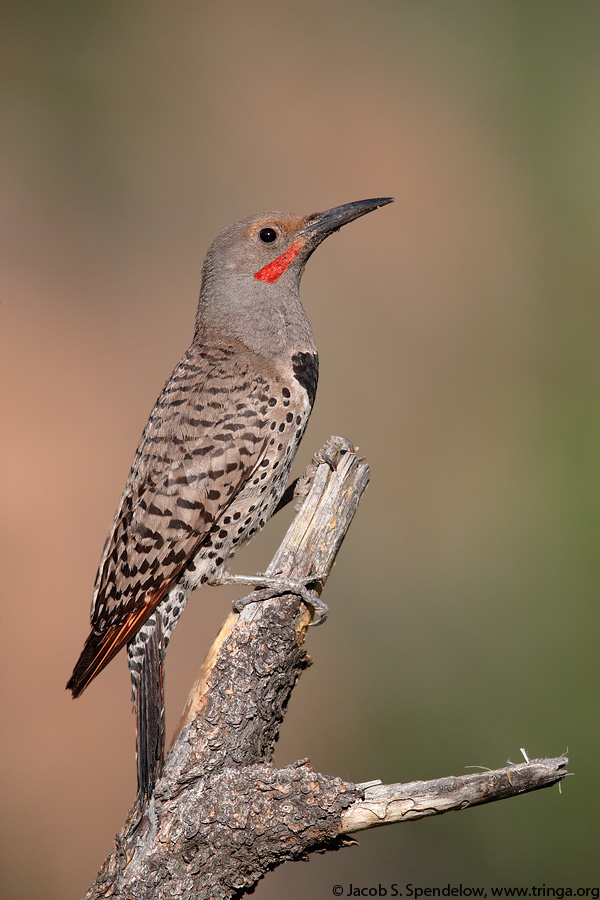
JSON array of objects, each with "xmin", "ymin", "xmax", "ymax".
[
  {"xmin": 168, "ymin": 518, "xmax": 194, "ymax": 533},
  {"xmin": 192, "ymin": 445, "xmax": 214, "ymax": 457},
  {"xmin": 176, "ymin": 497, "xmax": 205, "ymax": 511},
  {"xmin": 164, "ymin": 547, "xmax": 187, "ymax": 566},
  {"xmin": 149, "ymin": 503, "xmax": 171, "ymax": 517}
]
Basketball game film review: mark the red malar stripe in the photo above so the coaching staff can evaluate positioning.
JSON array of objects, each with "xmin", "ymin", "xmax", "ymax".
[{"xmin": 254, "ymin": 239, "xmax": 304, "ymax": 283}]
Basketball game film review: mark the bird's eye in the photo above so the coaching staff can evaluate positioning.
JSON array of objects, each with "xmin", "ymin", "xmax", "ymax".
[{"xmin": 259, "ymin": 227, "xmax": 278, "ymax": 243}]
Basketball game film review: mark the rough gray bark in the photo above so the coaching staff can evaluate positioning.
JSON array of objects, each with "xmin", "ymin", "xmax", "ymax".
[{"xmin": 84, "ymin": 439, "xmax": 568, "ymax": 900}]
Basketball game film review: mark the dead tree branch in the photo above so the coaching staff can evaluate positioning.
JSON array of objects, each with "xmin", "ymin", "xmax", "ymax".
[
  {"xmin": 84, "ymin": 438, "xmax": 567, "ymax": 900},
  {"xmin": 343, "ymin": 757, "xmax": 568, "ymax": 831}
]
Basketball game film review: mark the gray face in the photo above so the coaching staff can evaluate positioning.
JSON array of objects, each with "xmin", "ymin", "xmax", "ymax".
[
  {"xmin": 195, "ymin": 211, "xmax": 318, "ymax": 358},
  {"xmin": 200, "ymin": 211, "xmax": 315, "ymax": 287}
]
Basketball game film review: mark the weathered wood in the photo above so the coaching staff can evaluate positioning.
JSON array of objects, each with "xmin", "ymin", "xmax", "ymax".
[
  {"xmin": 86, "ymin": 438, "xmax": 370, "ymax": 899},
  {"xmin": 84, "ymin": 439, "xmax": 568, "ymax": 900},
  {"xmin": 342, "ymin": 756, "xmax": 569, "ymax": 831}
]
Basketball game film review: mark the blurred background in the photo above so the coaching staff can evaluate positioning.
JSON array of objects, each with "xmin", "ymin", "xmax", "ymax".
[{"xmin": 2, "ymin": 1, "xmax": 599, "ymax": 896}]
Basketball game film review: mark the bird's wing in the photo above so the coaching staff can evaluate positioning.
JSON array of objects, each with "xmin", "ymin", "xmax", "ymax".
[{"xmin": 67, "ymin": 342, "xmax": 277, "ymax": 695}]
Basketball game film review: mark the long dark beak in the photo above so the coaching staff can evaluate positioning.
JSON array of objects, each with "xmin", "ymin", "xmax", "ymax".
[{"xmin": 301, "ymin": 197, "xmax": 394, "ymax": 240}]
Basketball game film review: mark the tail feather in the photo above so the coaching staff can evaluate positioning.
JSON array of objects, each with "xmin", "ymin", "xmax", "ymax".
[
  {"xmin": 136, "ymin": 617, "xmax": 166, "ymax": 803},
  {"xmin": 66, "ymin": 625, "xmax": 126, "ymax": 698},
  {"xmin": 66, "ymin": 602, "xmax": 161, "ymax": 698},
  {"xmin": 67, "ymin": 604, "xmax": 167, "ymax": 804}
]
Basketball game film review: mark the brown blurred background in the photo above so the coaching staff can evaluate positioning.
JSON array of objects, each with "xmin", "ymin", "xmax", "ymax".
[{"xmin": 2, "ymin": 1, "xmax": 599, "ymax": 896}]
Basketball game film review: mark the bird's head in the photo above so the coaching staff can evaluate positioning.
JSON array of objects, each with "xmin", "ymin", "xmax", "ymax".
[{"xmin": 196, "ymin": 198, "xmax": 394, "ymax": 353}]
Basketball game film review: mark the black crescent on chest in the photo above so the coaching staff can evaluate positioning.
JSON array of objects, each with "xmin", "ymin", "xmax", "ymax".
[{"xmin": 291, "ymin": 352, "xmax": 318, "ymax": 408}]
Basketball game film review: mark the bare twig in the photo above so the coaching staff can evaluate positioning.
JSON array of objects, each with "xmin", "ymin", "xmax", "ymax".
[{"xmin": 342, "ymin": 757, "xmax": 568, "ymax": 832}]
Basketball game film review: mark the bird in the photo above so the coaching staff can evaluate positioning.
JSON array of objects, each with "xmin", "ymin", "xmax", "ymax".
[{"xmin": 67, "ymin": 197, "xmax": 394, "ymax": 803}]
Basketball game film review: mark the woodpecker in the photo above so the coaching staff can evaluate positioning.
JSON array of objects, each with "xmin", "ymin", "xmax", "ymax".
[{"xmin": 67, "ymin": 197, "xmax": 393, "ymax": 802}]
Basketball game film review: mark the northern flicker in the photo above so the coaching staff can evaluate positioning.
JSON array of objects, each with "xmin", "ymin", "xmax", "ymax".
[{"xmin": 67, "ymin": 197, "xmax": 393, "ymax": 801}]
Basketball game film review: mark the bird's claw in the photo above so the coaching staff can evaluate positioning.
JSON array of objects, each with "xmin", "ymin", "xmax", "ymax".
[
  {"xmin": 231, "ymin": 572, "xmax": 329, "ymax": 625},
  {"xmin": 291, "ymin": 436, "xmax": 355, "ymax": 510}
]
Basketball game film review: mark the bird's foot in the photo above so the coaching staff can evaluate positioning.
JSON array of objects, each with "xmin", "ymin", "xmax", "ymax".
[
  {"xmin": 293, "ymin": 436, "xmax": 354, "ymax": 509},
  {"xmin": 275, "ymin": 436, "xmax": 355, "ymax": 514},
  {"xmin": 213, "ymin": 571, "xmax": 329, "ymax": 625}
]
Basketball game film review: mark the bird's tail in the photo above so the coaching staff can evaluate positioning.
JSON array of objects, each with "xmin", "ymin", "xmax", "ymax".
[
  {"xmin": 67, "ymin": 624, "xmax": 129, "ymax": 698},
  {"xmin": 135, "ymin": 616, "xmax": 166, "ymax": 804},
  {"xmin": 67, "ymin": 602, "xmax": 161, "ymax": 698}
]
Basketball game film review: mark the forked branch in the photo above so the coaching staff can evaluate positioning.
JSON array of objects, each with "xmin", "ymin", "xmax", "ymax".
[{"xmin": 85, "ymin": 439, "xmax": 567, "ymax": 900}]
